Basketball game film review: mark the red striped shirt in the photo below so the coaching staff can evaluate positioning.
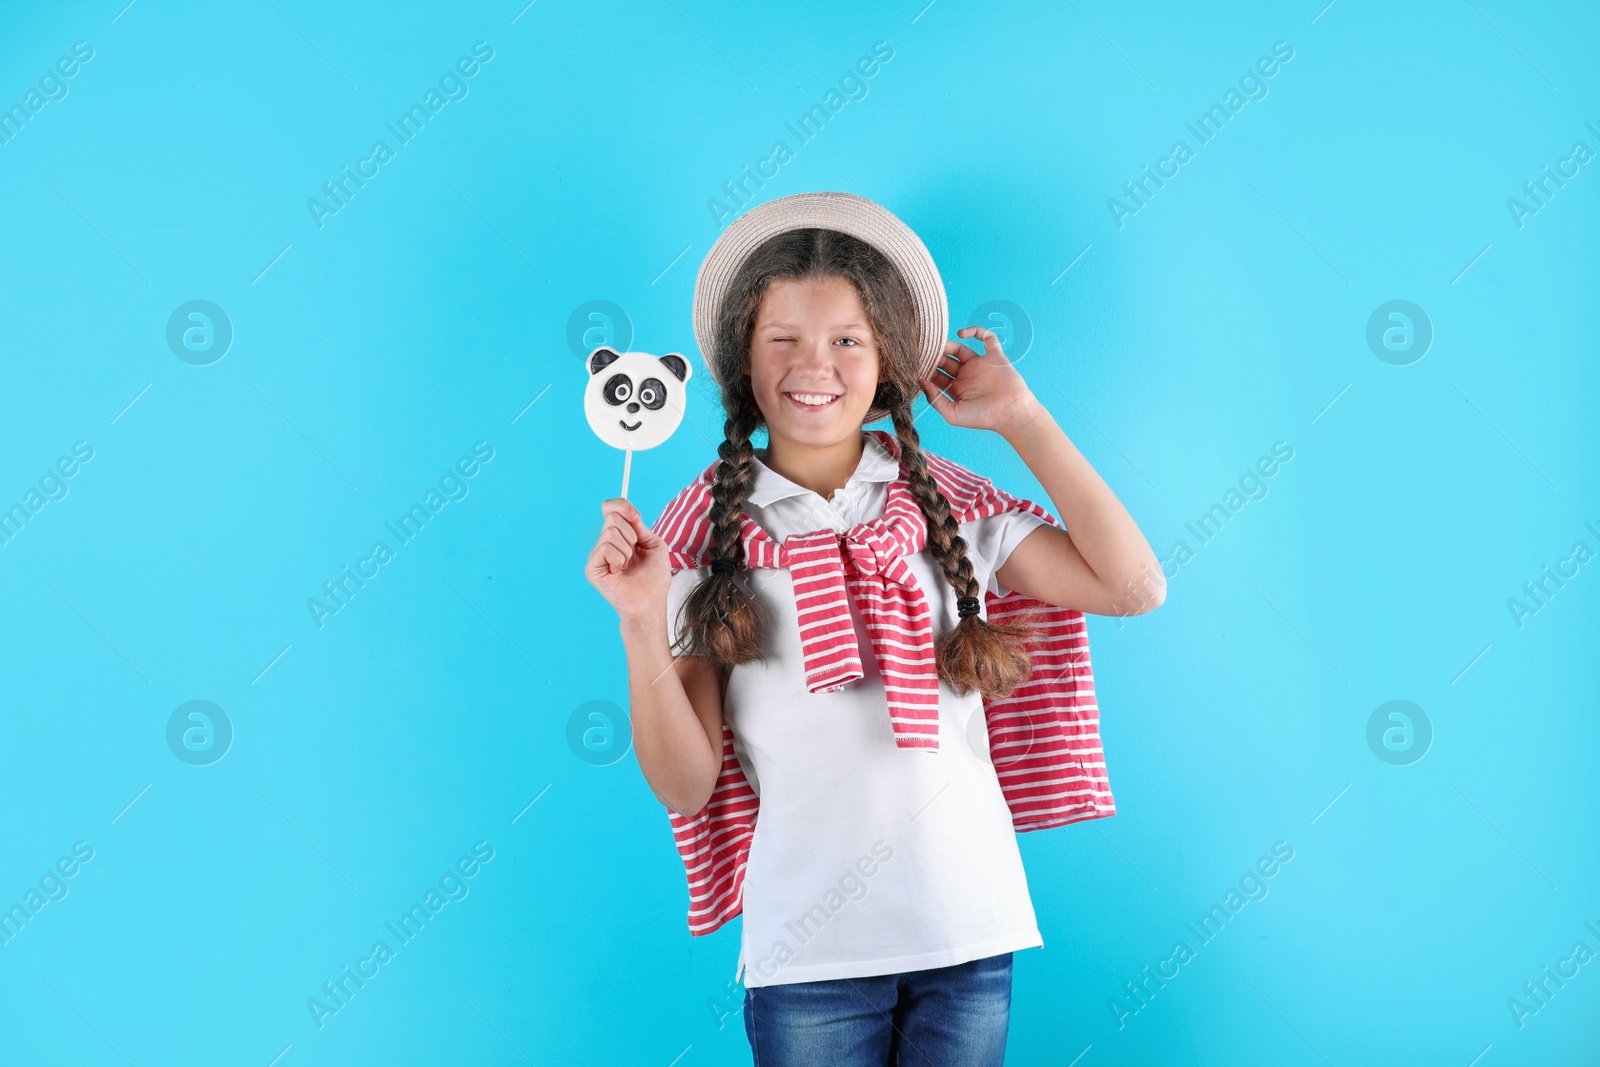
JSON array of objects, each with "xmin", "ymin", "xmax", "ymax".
[{"xmin": 651, "ymin": 429, "xmax": 1116, "ymax": 936}]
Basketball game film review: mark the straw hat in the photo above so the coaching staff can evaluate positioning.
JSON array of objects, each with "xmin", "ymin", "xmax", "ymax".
[{"xmin": 691, "ymin": 191, "xmax": 949, "ymax": 426}]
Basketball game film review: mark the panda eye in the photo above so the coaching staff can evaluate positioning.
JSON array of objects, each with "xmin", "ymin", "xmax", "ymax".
[
  {"xmin": 603, "ymin": 374, "xmax": 632, "ymax": 404},
  {"xmin": 638, "ymin": 378, "xmax": 667, "ymax": 410}
]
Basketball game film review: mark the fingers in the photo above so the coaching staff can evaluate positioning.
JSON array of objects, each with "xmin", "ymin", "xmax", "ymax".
[
  {"xmin": 593, "ymin": 498, "xmax": 668, "ymax": 578},
  {"xmin": 957, "ymin": 325, "xmax": 1006, "ymax": 359},
  {"xmin": 603, "ymin": 519, "xmax": 637, "ymax": 555},
  {"xmin": 588, "ymin": 496, "xmax": 675, "ymax": 590},
  {"xmin": 600, "ymin": 498, "xmax": 644, "ymax": 543},
  {"xmin": 594, "ymin": 520, "xmax": 646, "ymax": 577},
  {"xmin": 595, "ymin": 509, "xmax": 637, "ymax": 553},
  {"xmin": 588, "ymin": 536, "xmax": 628, "ymax": 576},
  {"xmin": 600, "ymin": 497, "xmax": 642, "ymax": 523},
  {"xmin": 592, "ymin": 501, "xmax": 637, "ymax": 567},
  {"xmin": 920, "ymin": 377, "xmax": 952, "ymax": 412},
  {"xmin": 602, "ymin": 497, "xmax": 660, "ymax": 536},
  {"xmin": 623, "ymin": 508, "xmax": 664, "ymax": 547},
  {"xmin": 931, "ymin": 350, "xmax": 964, "ymax": 379},
  {"xmin": 595, "ymin": 522, "xmax": 631, "ymax": 558}
]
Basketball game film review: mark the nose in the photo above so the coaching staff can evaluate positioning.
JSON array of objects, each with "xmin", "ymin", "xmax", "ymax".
[
  {"xmin": 793, "ymin": 338, "xmax": 838, "ymax": 382},
  {"xmin": 627, "ymin": 402, "xmax": 639, "ymax": 413}
]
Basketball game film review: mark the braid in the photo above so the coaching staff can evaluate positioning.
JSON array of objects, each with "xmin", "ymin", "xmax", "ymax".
[
  {"xmin": 888, "ymin": 395, "xmax": 1045, "ymax": 700},
  {"xmin": 708, "ymin": 408, "xmax": 758, "ymax": 570},
  {"xmin": 675, "ymin": 391, "xmax": 769, "ymax": 671}
]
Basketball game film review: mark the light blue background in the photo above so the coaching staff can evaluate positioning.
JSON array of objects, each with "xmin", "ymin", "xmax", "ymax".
[{"xmin": 1, "ymin": 1, "xmax": 1596, "ymax": 1064}]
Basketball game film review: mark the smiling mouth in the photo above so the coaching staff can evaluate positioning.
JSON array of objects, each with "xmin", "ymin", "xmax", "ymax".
[
  {"xmin": 785, "ymin": 391, "xmax": 842, "ymax": 411},
  {"xmin": 618, "ymin": 419, "xmax": 642, "ymax": 430}
]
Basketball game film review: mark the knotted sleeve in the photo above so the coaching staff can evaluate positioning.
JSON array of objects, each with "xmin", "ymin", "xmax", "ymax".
[
  {"xmin": 915, "ymin": 440, "xmax": 1118, "ymax": 831},
  {"xmin": 648, "ymin": 476, "xmax": 762, "ymax": 936}
]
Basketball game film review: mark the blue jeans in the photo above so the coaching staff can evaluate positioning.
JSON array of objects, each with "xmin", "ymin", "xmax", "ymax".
[{"xmin": 742, "ymin": 952, "xmax": 1012, "ymax": 1066}]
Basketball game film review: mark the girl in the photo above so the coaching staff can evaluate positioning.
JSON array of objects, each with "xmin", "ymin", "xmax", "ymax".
[{"xmin": 587, "ymin": 193, "xmax": 1164, "ymax": 1065}]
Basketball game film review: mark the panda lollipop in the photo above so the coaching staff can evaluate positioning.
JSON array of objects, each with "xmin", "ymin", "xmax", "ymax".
[{"xmin": 583, "ymin": 346, "xmax": 692, "ymax": 498}]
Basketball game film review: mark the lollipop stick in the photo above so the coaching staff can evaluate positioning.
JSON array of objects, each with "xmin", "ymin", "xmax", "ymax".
[{"xmin": 620, "ymin": 448, "xmax": 633, "ymax": 499}]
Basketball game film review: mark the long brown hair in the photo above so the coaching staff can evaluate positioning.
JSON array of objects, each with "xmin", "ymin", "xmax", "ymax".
[{"xmin": 674, "ymin": 227, "xmax": 1044, "ymax": 700}]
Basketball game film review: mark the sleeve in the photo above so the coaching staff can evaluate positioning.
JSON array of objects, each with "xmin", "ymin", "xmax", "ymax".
[
  {"xmin": 960, "ymin": 510, "xmax": 1054, "ymax": 598},
  {"xmin": 665, "ymin": 566, "xmax": 705, "ymax": 654}
]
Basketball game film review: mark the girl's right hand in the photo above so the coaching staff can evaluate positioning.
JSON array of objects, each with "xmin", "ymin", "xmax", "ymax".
[{"xmin": 586, "ymin": 498, "xmax": 671, "ymax": 623}]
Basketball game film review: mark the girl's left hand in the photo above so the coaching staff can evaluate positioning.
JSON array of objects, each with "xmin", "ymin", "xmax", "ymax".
[{"xmin": 919, "ymin": 326, "xmax": 1039, "ymax": 435}]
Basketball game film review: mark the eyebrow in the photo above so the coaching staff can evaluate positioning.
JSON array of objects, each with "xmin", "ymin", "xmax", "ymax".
[{"xmin": 758, "ymin": 321, "xmax": 870, "ymax": 331}]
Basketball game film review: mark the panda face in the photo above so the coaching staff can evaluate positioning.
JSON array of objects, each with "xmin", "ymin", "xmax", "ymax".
[
  {"xmin": 602, "ymin": 372, "xmax": 668, "ymax": 428},
  {"xmin": 584, "ymin": 347, "xmax": 693, "ymax": 451}
]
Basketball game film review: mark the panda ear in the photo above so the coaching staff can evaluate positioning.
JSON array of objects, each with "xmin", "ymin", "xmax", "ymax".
[
  {"xmin": 658, "ymin": 352, "xmax": 692, "ymax": 383},
  {"xmin": 588, "ymin": 347, "xmax": 621, "ymax": 375}
]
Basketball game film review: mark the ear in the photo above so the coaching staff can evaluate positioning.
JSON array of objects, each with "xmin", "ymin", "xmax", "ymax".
[
  {"xmin": 658, "ymin": 352, "xmax": 692, "ymax": 383},
  {"xmin": 588, "ymin": 347, "xmax": 621, "ymax": 375}
]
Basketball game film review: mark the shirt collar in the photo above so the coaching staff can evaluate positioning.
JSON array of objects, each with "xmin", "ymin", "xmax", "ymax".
[{"xmin": 746, "ymin": 432, "xmax": 901, "ymax": 509}]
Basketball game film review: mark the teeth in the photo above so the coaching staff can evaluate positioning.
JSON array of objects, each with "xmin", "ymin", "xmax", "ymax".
[{"xmin": 788, "ymin": 392, "xmax": 839, "ymax": 406}]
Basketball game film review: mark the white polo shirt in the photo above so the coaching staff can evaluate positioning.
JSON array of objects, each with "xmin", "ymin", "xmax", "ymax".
[{"xmin": 666, "ymin": 431, "xmax": 1053, "ymax": 988}]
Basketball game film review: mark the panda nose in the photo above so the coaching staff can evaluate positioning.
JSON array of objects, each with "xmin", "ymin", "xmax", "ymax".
[{"xmin": 627, "ymin": 402, "xmax": 640, "ymax": 413}]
